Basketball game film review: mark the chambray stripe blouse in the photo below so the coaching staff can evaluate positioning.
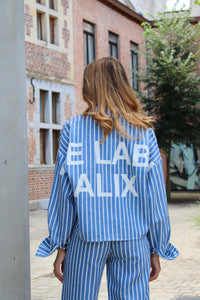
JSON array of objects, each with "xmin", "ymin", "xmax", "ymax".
[{"xmin": 36, "ymin": 114, "xmax": 179, "ymax": 260}]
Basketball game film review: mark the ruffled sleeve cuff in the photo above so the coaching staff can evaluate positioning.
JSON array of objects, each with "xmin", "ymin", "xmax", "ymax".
[
  {"xmin": 150, "ymin": 243, "xmax": 180, "ymax": 260},
  {"xmin": 35, "ymin": 236, "xmax": 67, "ymax": 258}
]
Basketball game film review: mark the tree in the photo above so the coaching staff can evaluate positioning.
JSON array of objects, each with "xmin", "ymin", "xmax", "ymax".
[{"xmin": 140, "ymin": 4, "xmax": 200, "ymax": 201}]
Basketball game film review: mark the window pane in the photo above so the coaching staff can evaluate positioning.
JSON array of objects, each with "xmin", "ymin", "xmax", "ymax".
[
  {"xmin": 52, "ymin": 92, "xmax": 60, "ymax": 124},
  {"xmin": 53, "ymin": 130, "xmax": 60, "ymax": 163},
  {"xmin": 84, "ymin": 33, "xmax": 87, "ymax": 66},
  {"xmin": 40, "ymin": 90, "xmax": 48, "ymax": 122},
  {"xmin": 109, "ymin": 32, "xmax": 118, "ymax": 58},
  {"xmin": 49, "ymin": 0, "xmax": 55, "ymax": 9},
  {"xmin": 83, "ymin": 22, "xmax": 95, "ymax": 66},
  {"xmin": 37, "ymin": 13, "xmax": 42, "ymax": 40},
  {"xmin": 49, "ymin": 17, "xmax": 55, "ymax": 44},
  {"xmin": 109, "ymin": 32, "xmax": 118, "ymax": 43},
  {"xmin": 109, "ymin": 43, "xmax": 112, "ymax": 56},
  {"xmin": 131, "ymin": 47, "xmax": 139, "ymax": 90},
  {"xmin": 109, "ymin": 44, "xmax": 118, "ymax": 59},
  {"xmin": 40, "ymin": 91, "xmax": 45, "ymax": 122},
  {"xmin": 88, "ymin": 35, "xmax": 95, "ymax": 63},
  {"xmin": 40, "ymin": 129, "xmax": 46, "ymax": 164},
  {"xmin": 111, "ymin": 45, "xmax": 118, "ymax": 59},
  {"xmin": 83, "ymin": 21, "xmax": 94, "ymax": 33},
  {"xmin": 133, "ymin": 53, "xmax": 137, "ymax": 70},
  {"xmin": 130, "ymin": 42, "xmax": 138, "ymax": 52}
]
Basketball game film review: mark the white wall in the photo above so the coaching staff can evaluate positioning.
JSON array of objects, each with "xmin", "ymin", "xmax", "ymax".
[{"xmin": 132, "ymin": 0, "xmax": 200, "ymax": 18}]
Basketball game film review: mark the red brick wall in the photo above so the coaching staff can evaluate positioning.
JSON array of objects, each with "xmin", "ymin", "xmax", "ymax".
[
  {"xmin": 25, "ymin": 42, "xmax": 70, "ymax": 80},
  {"xmin": 28, "ymin": 168, "xmax": 54, "ymax": 201},
  {"xmin": 73, "ymin": 0, "xmax": 146, "ymax": 115},
  {"xmin": 24, "ymin": 4, "xmax": 33, "ymax": 36}
]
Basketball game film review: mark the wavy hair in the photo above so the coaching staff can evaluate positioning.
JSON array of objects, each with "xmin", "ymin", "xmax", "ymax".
[{"xmin": 82, "ymin": 57, "xmax": 153, "ymax": 142}]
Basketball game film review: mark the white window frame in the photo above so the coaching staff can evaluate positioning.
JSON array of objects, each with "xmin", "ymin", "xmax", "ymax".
[
  {"xmin": 36, "ymin": 0, "xmax": 59, "ymax": 47},
  {"xmin": 39, "ymin": 89, "xmax": 61, "ymax": 165},
  {"xmin": 27, "ymin": 78, "xmax": 75, "ymax": 167}
]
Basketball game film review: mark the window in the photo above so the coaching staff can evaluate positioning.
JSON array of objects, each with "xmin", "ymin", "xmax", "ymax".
[
  {"xmin": 36, "ymin": 0, "xmax": 58, "ymax": 44},
  {"xmin": 36, "ymin": 0, "xmax": 47, "ymax": 6},
  {"xmin": 39, "ymin": 90, "xmax": 61, "ymax": 164},
  {"xmin": 83, "ymin": 21, "xmax": 95, "ymax": 66},
  {"xmin": 40, "ymin": 129, "xmax": 47, "ymax": 164},
  {"xmin": 37, "ymin": 12, "xmax": 44, "ymax": 40},
  {"xmin": 109, "ymin": 32, "xmax": 119, "ymax": 59},
  {"xmin": 49, "ymin": 17, "xmax": 55, "ymax": 44},
  {"xmin": 49, "ymin": 16, "xmax": 58, "ymax": 44},
  {"xmin": 40, "ymin": 90, "xmax": 48, "ymax": 122},
  {"xmin": 130, "ymin": 42, "xmax": 139, "ymax": 91},
  {"xmin": 52, "ymin": 92, "xmax": 60, "ymax": 124},
  {"xmin": 53, "ymin": 130, "xmax": 60, "ymax": 163},
  {"xmin": 49, "ymin": 0, "xmax": 55, "ymax": 9}
]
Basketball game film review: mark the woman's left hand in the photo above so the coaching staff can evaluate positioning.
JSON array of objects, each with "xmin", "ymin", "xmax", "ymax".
[
  {"xmin": 53, "ymin": 247, "xmax": 66, "ymax": 283},
  {"xmin": 149, "ymin": 252, "xmax": 161, "ymax": 282}
]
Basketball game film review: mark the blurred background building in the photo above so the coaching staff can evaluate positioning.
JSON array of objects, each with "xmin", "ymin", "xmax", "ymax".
[
  {"xmin": 25, "ymin": 0, "xmax": 148, "ymax": 209},
  {"xmin": 25, "ymin": 0, "xmax": 75, "ymax": 208},
  {"xmin": 127, "ymin": 0, "xmax": 200, "ymax": 18},
  {"xmin": 25, "ymin": 0, "xmax": 200, "ymax": 209}
]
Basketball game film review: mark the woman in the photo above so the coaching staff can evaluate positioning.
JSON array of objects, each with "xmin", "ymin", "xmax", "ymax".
[{"xmin": 36, "ymin": 57, "xmax": 179, "ymax": 299}]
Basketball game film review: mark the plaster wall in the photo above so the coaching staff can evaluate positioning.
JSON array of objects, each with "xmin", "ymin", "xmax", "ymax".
[{"xmin": 0, "ymin": 0, "xmax": 30, "ymax": 298}]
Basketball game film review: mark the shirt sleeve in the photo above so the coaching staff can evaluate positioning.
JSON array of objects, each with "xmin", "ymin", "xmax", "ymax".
[
  {"xmin": 36, "ymin": 121, "xmax": 77, "ymax": 257},
  {"xmin": 146, "ymin": 129, "xmax": 179, "ymax": 260}
]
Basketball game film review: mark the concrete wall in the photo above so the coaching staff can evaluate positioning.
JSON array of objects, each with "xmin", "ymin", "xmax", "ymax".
[{"xmin": 0, "ymin": 0, "xmax": 30, "ymax": 299}]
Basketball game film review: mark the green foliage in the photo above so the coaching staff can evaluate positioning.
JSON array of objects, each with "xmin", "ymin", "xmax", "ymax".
[
  {"xmin": 139, "ymin": 5, "xmax": 200, "ymax": 200},
  {"xmin": 140, "ymin": 8, "xmax": 200, "ymax": 152}
]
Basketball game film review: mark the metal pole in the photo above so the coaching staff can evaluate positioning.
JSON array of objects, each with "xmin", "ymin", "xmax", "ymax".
[{"xmin": 0, "ymin": 0, "xmax": 31, "ymax": 299}]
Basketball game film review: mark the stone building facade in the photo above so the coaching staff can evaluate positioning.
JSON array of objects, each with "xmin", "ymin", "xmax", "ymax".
[{"xmin": 25, "ymin": 0, "xmax": 75, "ymax": 209}]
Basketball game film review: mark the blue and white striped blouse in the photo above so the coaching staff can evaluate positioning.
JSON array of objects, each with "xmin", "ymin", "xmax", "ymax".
[{"xmin": 36, "ymin": 114, "xmax": 179, "ymax": 260}]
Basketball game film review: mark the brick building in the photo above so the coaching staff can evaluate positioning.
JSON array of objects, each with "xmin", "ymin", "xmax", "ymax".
[
  {"xmin": 25, "ymin": 0, "xmax": 148, "ymax": 208},
  {"xmin": 73, "ymin": 0, "xmax": 148, "ymax": 115},
  {"xmin": 25, "ymin": 0, "xmax": 75, "ymax": 209}
]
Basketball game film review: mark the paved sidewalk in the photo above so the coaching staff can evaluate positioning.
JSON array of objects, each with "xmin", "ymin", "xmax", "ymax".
[{"xmin": 30, "ymin": 202, "xmax": 200, "ymax": 300}]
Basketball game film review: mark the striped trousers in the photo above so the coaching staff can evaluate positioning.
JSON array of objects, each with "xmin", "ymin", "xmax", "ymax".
[{"xmin": 62, "ymin": 228, "xmax": 150, "ymax": 300}]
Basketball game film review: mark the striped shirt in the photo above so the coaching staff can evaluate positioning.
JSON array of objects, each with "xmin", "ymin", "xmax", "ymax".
[{"xmin": 36, "ymin": 114, "xmax": 179, "ymax": 260}]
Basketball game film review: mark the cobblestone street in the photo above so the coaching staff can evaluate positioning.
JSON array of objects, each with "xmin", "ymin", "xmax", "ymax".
[{"xmin": 30, "ymin": 202, "xmax": 200, "ymax": 300}]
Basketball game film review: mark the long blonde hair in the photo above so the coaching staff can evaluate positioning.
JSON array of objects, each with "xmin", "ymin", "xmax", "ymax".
[{"xmin": 82, "ymin": 57, "xmax": 153, "ymax": 142}]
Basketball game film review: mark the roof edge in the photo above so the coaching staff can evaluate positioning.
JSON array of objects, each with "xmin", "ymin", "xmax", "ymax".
[{"xmin": 97, "ymin": 0, "xmax": 149, "ymax": 24}]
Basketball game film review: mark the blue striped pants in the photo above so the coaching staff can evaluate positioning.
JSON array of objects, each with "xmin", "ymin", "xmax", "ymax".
[{"xmin": 62, "ymin": 229, "xmax": 150, "ymax": 300}]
